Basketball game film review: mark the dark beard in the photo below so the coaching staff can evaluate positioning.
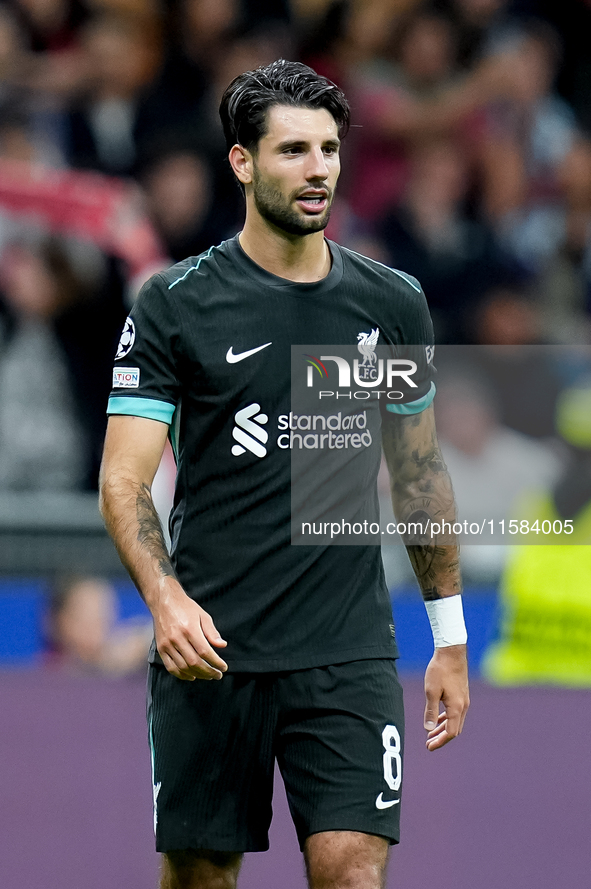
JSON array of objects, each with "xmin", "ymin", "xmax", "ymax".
[{"xmin": 252, "ymin": 170, "xmax": 332, "ymax": 236}]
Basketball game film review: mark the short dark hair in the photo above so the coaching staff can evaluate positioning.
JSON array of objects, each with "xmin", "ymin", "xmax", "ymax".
[{"xmin": 219, "ymin": 59, "xmax": 350, "ymax": 153}]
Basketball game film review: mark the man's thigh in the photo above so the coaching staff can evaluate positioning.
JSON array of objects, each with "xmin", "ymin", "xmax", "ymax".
[
  {"xmin": 160, "ymin": 849, "xmax": 242, "ymax": 889},
  {"xmin": 304, "ymin": 831, "xmax": 390, "ymax": 889},
  {"xmin": 276, "ymin": 659, "xmax": 405, "ymax": 849},
  {"xmin": 148, "ymin": 664, "xmax": 277, "ymax": 853}
]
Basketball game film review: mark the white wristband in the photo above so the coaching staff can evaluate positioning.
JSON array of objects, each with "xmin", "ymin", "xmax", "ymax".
[{"xmin": 425, "ymin": 595, "xmax": 467, "ymax": 648}]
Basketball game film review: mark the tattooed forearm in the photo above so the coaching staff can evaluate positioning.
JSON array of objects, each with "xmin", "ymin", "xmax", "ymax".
[
  {"xmin": 406, "ymin": 544, "xmax": 462, "ymax": 600},
  {"xmin": 383, "ymin": 405, "xmax": 462, "ymax": 600},
  {"xmin": 136, "ymin": 483, "xmax": 176, "ymax": 579},
  {"xmin": 408, "ymin": 544, "xmax": 442, "ymax": 599}
]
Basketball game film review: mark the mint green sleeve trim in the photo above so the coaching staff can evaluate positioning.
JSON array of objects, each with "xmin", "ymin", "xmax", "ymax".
[
  {"xmin": 386, "ymin": 381, "xmax": 436, "ymax": 415},
  {"xmin": 107, "ymin": 396, "xmax": 175, "ymax": 425}
]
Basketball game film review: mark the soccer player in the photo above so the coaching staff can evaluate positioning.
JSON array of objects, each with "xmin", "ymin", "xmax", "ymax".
[{"xmin": 99, "ymin": 60, "xmax": 469, "ymax": 889}]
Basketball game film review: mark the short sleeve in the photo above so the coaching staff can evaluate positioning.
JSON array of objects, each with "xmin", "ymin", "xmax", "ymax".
[
  {"xmin": 107, "ymin": 273, "xmax": 182, "ymax": 425},
  {"xmin": 382, "ymin": 277, "xmax": 436, "ymax": 416}
]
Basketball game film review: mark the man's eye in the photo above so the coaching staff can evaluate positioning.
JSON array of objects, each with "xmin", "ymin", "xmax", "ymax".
[{"xmin": 283, "ymin": 147, "xmax": 302, "ymax": 155}]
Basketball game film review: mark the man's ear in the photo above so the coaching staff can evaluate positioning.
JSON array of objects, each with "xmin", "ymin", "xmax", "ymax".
[{"xmin": 229, "ymin": 144, "xmax": 253, "ymax": 185}]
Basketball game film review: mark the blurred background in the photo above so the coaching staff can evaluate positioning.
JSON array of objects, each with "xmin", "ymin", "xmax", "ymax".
[{"xmin": 1, "ymin": 1, "xmax": 591, "ymax": 887}]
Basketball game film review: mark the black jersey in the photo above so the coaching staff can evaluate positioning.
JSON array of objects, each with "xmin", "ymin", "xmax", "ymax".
[{"xmin": 108, "ymin": 236, "xmax": 435, "ymax": 671}]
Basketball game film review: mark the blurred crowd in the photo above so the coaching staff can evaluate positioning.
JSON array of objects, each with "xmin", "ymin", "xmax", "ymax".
[{"xmin": 1, "ymin": 0, "xmax": 591, "ymax": 499}]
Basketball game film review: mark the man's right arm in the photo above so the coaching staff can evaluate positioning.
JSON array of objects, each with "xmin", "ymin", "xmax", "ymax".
[{"xmin": 99, "ymin": 415, "xmax": 228, "ymax": 681}]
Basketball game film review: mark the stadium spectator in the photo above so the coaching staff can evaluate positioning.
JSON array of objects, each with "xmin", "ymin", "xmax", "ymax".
[
  {"xmin": 539, "ymin": 0, "xmax": 591, "ymax": 133},
  {"xmin": 134, "ymin": 3, "xmax": 288, "ymax": 238},
  {"xmin": 0, "ymin": 235, "xmax": 127, "ymax": 490},
  {"xmin": 10, "ymin": 0, "xmax": 91, "ymax": 102},
  {"xmin": 539, "ymin": 138, "xmax": 591, "ymax": 339},
  {"xmin": 433, "ymin": 0, "xmax": 523, "ymax": 70},
  {"xmin": 45, "ymin": 574, "xmax": 152, "ymax": 675},
  {"xmin": 486, "ymin": 136, "xmax": 591, "ymax": 344},
  {"xmin": 0, "ymin": 5, "xmax": 28, "ymax": 107},
  {"xmin": 467, "ymin": 292, "xmax": 567, "ymax": 438},
  {"xmin": 377, "ymin": 138, "xmax": 520, "ymax": 342},
  {"xmin": 0, "ymin": 6, "xmax": 70, "ymax": 163},
  {"xmin": 0, "ymin": 237, "xmax": 87, "ymax": 490},
  {"xmin": 13, "ymin": 0, "xmax": 89, "ymax": 54},
  {"xmin": 343, "ymin": 7, "xmax": 466, "ymax": 221},
  {"xmin": 134, "ymin": 0, "xmax": 241, "ymax": 162},
  {"xmin": 480, "ymin": 21, "xmax": 578, "ymax": 232},
  {"xmin": 469, "ymin": 284, "xmax": 542, "ymax": 345},
  {"xmin": 434, "ymin": 365, "xmax": 561, "ymax": 578},
  {"xmin": 334, "ymin": 4, "xmax": 528, "ymax": 224},
  {"xmin": 65, "ymin": 10, "xmax": 160, "ymax": 176},
  {"xmin": 141, "ymin": 148, "xmax": 238, "ymax": 262}
]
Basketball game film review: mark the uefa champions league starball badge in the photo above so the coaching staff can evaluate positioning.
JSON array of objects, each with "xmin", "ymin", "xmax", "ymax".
[{"xmin": 116, "ymin": 317, "xmax": 136, "ymax": 360}]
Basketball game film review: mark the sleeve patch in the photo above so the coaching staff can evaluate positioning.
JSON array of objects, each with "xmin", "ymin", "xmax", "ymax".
[
  {"xmin": 115, "ymin": 317, "xmax": 136, "ymax": 359},
  {"xmin": 112, "ymin": 368, "xmax": 140, "ymax": 388}
]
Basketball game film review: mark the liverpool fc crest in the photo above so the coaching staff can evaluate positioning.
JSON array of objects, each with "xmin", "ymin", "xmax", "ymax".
[{"xmin": 357, "ymin": 328, "xmax": 380, "ymax": 368}]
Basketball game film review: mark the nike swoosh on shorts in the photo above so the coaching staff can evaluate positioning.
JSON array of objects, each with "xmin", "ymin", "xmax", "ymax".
[
  {"xmin": 375, "ymin": 793, "xmax": 400, "ymax": 809},
  {"xmin": 226, "ymin": 343, "xmax": 272, "ymax": 363}
]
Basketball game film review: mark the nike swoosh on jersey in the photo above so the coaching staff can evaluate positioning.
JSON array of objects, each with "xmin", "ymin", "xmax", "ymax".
[
  {"xmin": 226, "ymin": 343, "xmax": 272, "ymax": 363},
  {"xmin": 375, "ymin": 793, "xmax": 400, "ymax": 810}
]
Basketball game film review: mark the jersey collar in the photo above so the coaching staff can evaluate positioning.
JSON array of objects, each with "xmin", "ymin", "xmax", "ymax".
[{"xmin": 226, "ymin": 235, "xmax": 344, "ymax": 297}]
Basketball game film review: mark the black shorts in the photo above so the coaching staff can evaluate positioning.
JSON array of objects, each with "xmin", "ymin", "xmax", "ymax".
[{"xmin": 147, "ymin": 658, "xmax": 404, "ymax": 854}]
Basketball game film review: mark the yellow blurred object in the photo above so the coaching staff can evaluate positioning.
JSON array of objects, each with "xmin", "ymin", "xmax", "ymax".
[
  {"xmin": 555, "ymin": 384, "xmax": 591, "ymax": 448},
  {"xmin": 483, "ymin": 491, "xmax": 591, "ymax": 686}
]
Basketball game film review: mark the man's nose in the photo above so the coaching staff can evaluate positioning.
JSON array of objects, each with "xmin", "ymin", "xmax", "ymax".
[{"xmin": 305, "ymin": 147, "xmax": 329, "ymax": 180}]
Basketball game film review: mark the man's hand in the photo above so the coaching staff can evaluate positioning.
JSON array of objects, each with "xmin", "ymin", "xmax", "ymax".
[
  {"xmin": 153, "ymin": 579, "xmax": 228, "ymax": 681},
  {"xmin": 424, "ymin": 644, "xmax": 469, "ymax": 751}
]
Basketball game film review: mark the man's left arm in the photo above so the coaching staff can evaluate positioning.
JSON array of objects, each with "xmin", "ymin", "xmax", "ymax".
[{"xmin": 382, "ymin": 403, "xmax": 470, "ymax": 751}]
